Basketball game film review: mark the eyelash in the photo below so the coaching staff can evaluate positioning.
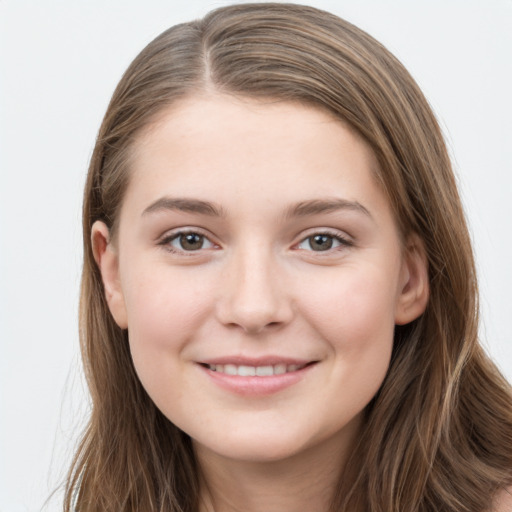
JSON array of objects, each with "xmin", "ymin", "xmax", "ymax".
[
  {"xmin": 159, "ymin": 229, "xmax": 217, "ymax": 255},
  {"xmin": 158, "ymin": 229, "xmax": 353, "ymax": 255},
  {"xmin": 294, "ymin": 230, "xmax": 353, "ymax": 253}
]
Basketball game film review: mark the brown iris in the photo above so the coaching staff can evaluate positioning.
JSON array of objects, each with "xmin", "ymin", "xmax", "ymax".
[
  {"xmin": 179, "ymin": 233, "xmax": 204, "ymax": 250},
  {"xmin": 308, "ymin": 234, "xmax": 334, "ymax": 251}
]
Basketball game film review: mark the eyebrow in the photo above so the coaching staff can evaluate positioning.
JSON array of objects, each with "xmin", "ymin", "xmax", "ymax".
[
  {"xmin": 284, "ymin": 198, "xmax": 372, "ymax": 219},
  {"xmin": 141, "ymin": 196, "xmax": 371, "ymax": 220},
  {"xmin": 142, "ymin": 197, "xmax": 226, "ymax": 217}
]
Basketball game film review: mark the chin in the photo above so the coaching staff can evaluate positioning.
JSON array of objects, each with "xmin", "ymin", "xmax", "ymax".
[
  {"xmin": 191, "ymin": 418, "xmax": 356, "ymax": 465},
  {"xmin": 196, "ymin": 436, "xmax": 309, "ymax": 464}
]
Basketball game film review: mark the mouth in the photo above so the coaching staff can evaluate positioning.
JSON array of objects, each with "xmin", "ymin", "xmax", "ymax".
[
  {"xmin": 197, "ymin": 358, "xmax": 318, "ymax": 395},
  {"xmin": 201, "ymin": 362, "xmax": 312, "ymax": 376}
]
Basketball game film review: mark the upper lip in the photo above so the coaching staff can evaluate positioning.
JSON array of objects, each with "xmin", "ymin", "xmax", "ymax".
[{"xmin": 198, "ymin": 356, "xmax": 316, "ymax": 366}]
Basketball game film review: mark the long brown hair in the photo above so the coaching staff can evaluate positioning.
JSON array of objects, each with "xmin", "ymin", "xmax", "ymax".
[{"xmin": 65, "ymin": 3, "xmax": 512, "ymax": 511}]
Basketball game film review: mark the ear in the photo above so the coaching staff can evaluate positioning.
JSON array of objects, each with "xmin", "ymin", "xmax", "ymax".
[
  {"xmin": 91, "ymin": 221, "xmax": 128, "ymax": 329},
  {"xmin": 395, "ymin": 234, "xmax": 429, "ymax": 325}
]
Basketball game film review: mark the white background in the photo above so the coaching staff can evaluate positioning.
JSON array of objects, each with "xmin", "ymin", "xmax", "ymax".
[{"xmin": 0, "ymin": 1, "xmax": 511, "ymax": 511}]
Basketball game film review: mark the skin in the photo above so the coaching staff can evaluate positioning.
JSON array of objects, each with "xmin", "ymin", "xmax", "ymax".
[
  {"xmin": 93, "ymin": 94, "xmax": 429, "ymax": 512},
  {"xmin": 493, "ymin": 488, "xmax": 512, "ymax": 512}
]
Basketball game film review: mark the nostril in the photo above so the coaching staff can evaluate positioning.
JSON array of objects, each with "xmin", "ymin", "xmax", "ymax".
[{"xmin": 214, "ymin": 277, "xmax": 294, "ymax": 332}]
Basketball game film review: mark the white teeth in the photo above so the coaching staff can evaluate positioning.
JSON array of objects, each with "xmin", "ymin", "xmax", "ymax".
[
  {"xmin": 207, "ymin": 363, "xmax": 306, "ymax": 376},
  {"xmin": 274, "ymin": 364, "xmax": 287, "ymax": 375},
  {"xmin": 224, "ymin": 364, "xmax": 237, "ymax": 375},
  {"xmin": 238, "ymin": 365, "xmax": 256, "ymax": 376},
  {"xmin": 256, "ymin": 365, "xmax": 273, "ymax": 376}
]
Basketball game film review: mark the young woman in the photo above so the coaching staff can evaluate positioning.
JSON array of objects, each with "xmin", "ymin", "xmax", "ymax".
[{"xmin": 65, "ymin": 3, "xmax": 512, "ymax": 511}]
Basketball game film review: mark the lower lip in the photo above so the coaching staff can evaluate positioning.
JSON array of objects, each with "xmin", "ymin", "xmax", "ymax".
[{"xmin": 199, "ymin": 364, "xmax": 316, "ymax": 396}]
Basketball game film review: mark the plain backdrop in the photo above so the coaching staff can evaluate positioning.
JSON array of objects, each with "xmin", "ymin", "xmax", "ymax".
[{"xmin": 1, "ymin": 1, "xmax": 511, "ymax": 511}]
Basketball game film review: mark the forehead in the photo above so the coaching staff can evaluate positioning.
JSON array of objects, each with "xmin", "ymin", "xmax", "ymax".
[{"xmin": 122, "ymin": 94, "xmax": 391, "ymax": 224}]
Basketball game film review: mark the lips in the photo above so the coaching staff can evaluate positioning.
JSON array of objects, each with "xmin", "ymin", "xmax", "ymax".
[
  {"xmin": 205, "ymin": 363, "xmax": 307, "ymax": 376},
  {"xmin": 197, "ymin": 357, "xmax": 317, "ymax": 395}
]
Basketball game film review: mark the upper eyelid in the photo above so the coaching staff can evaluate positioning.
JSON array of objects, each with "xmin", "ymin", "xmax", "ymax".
[
  {"xmin": 157, "ymin": 227, "xmax": 352, "ymax": 247},
  {"xmin": 292, "ymin": 229, "xmax": 354, "ymax": 253},
  {"xmin": 295, "ymin": 227, "xmax": 352, "ymax": 242},
  {"xmin": 158, "ymin": 229, "xmax": 219, "ymax": 257},
  {"xmin": 159, "ymin": 227, "xmax": 215, "ymax": 242}
]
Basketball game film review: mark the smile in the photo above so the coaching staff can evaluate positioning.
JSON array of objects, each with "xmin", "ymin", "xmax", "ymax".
[
  {"xmin": 198, "ymin": 359, "xmax": 317, "ymax": 396},
  {"xmin": 206, "ymin": 363, "xmax": 307, "ymax": 376}
]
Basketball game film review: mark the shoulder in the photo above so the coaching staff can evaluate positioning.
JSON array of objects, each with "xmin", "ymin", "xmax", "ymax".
[{"xmin": 492, "ymin": 486, "xmax": 512, "ymax": 512}]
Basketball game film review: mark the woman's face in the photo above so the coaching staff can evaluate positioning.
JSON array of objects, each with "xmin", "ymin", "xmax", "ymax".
[{"xmin": 94, "ymin": 94, "xmax": 427, "ymax": 464}]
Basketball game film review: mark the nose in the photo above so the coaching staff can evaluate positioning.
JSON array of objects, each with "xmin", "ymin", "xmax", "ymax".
[{"xmin": 215, "ymin": 246, "xmax": 294, "ymax": 334}]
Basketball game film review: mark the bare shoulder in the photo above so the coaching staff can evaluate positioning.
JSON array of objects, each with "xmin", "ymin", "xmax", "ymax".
[{"xmin": 493, "ymin": 486, "xmax": 512, "ymax": 512}]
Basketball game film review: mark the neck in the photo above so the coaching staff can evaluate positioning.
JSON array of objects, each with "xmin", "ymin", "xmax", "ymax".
[{"xmin": 195, "ymin": 420, "xmax": 360, "ymax": 512}]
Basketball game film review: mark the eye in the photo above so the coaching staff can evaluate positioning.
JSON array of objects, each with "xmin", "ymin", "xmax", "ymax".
[
  {"xmin": 296, "ymin": 233, "xmax": 351, "ymax": 252},
  {"xmin": 163, "ymin": 231, "xmax": 216, "ymax": 252}
]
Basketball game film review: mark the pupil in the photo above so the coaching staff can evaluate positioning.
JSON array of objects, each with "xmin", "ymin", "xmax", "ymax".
[
  {"xmin": 180, "ymin": 233, "xmax": 203, "ymax": 250},
  {"xmin": 311, "ymin": 235, "xmax": 332, "ymax": 251}
]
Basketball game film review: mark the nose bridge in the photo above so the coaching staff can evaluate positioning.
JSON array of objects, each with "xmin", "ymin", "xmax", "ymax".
[{"xmin": 217, "ymin": 241, "xmax": 292, "ymax": 333}]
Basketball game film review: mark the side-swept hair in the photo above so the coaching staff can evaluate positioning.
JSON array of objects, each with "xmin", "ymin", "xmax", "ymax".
[{"xmin": 65, "ymin": 4, "xmax": 512, "ymax": 511}]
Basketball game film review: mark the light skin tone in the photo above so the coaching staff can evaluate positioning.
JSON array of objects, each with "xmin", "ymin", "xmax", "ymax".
[
  {"xmin": 493, "ymin": 488, "xmax": 512, "ymax": 512},
  {"xmin": 92, "ymin": 94, "xmax": 430, "ymax": 512}
]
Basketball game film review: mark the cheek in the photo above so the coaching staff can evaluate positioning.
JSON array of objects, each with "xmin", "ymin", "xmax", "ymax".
[
  {"xmin": 124, "ymin": 264, "xmax": 212, "ymax": 337},
  {"xmin": 312, "ymin": 269, "xmax": 397, "ymax": 412},
  {"xmin": 120, "ymin": 266, "xmax": 214, "ymax": 384},
  {"xmin": 286, "ymin": 268, "xmax": 398, "ymax": 445},
  {"xmin": 303, "ymin": 267, "xmax": 398, "ymax": 348},
  {"xmin": 298, "ymin": 265, "xmax": 398, "ymax": 408}
]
